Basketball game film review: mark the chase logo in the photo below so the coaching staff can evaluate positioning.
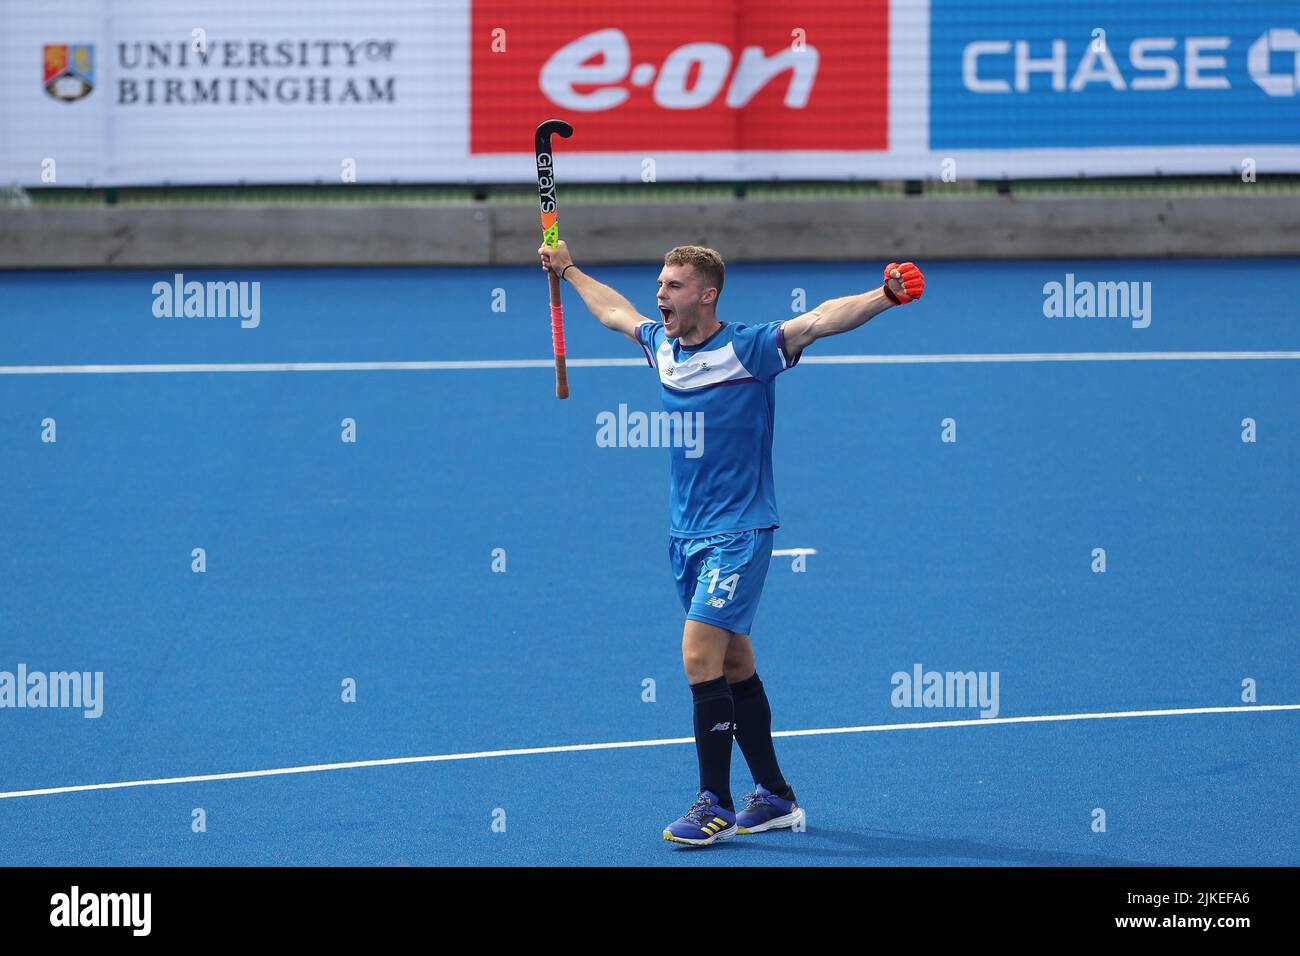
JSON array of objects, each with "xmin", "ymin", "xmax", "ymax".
[
  {"xmin": 44, "ymin": 43, "xmax": 94, "ymax": 101},
  {"xmin": 931, "ymin": 1, "xmax": 1300, "ymax": 148},
  {"xmin": 1248, "ymin": 29, "xmax": 1300, "ymax": 96},
  {"xmin": 959, "ymin": 29, "xmax": 1300, "ymax": 98}
]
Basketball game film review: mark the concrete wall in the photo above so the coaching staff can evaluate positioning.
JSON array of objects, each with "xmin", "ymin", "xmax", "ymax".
[{"xmin": 2, "ymin": 194, "xmax": 1296, "ymax": 269}]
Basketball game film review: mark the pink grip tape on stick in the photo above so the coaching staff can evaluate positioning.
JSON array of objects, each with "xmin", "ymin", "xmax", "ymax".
[{"xmin": 550, "ymin": 304, "xmax": 567, "ymax": 357}]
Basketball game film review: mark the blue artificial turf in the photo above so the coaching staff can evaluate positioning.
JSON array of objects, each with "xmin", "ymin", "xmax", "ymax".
[{"xmin": 0, "ymin": 260, "xmax": 1295, "ymax": 865}]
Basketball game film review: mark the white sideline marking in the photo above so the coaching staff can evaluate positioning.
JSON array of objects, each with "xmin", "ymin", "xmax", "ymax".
[
  {"xmin": 805, "ymin": 351, "xmax": 1300, "ymax": 365},
  {"xmin": 1, "ymin": 703, "xmax": 1295, "ymax": 801},
  {"xmin": 772, "ymin": 548, "xmax": 817, "ymax": 556},
  {"xmin": 1, "ymin": 352, "xmax": 1299, "ymax": 375},
  {"xmin": 0, "ymin": 359, "xmax": 641, "ymax": 375}
]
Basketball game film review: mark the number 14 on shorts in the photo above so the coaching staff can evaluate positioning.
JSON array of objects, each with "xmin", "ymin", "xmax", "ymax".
[{"xmin": 706, "ymin": 569, "xmax": 740, "ymax": 605}]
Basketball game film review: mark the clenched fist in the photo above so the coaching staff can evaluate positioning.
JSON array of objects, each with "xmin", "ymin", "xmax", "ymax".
[{"xmin": 883, "ymin": 261, "xmax": 925, "ymax": 304}]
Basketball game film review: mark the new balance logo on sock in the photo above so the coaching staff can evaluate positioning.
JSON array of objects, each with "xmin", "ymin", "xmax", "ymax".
[{"xmin": 710, "ymin": 722, "xmax": 732, "ymax": 731}]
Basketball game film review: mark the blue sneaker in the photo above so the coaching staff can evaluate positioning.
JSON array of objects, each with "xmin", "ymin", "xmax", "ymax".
[
  {"xmin": 736, "ymin": 785, "xmax": 805, "ymax": 833},
  {"xmin": 663, "ymin": 790, "xmax": 737, "ymax": 846}
]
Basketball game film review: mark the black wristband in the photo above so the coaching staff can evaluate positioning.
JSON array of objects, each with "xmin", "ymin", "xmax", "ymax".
[
  {"xmin": 561, "ymin": 264, "xmax": 575, "ymax": 282},
  {"xmin": 882, "ymin": 281, "xmax": 902, "ymax": 305}
]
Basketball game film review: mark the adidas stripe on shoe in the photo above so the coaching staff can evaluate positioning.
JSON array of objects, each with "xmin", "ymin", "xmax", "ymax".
[{"xmin": 663, "ymin": 790, "xmax": 738, "ymax": 846}]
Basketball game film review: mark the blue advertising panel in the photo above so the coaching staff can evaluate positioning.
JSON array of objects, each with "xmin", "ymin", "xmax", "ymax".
[{"xmin": 931, "ymin": 0, "xmax": 1300, "ymax": 149}]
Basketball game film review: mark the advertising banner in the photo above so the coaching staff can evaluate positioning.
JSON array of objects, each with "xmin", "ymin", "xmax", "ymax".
[
  {"xmin": 931, "ymin": 0, "xmax": 1300, "ymax": 150},
  {"xmin": 1, "ymin": 0, "xmax": 447, "ymax": 186},
  {"xmin": 469, "ymin": 0, "xmax": 887, "ymax": 154},
  {"xmin": 0, "ymin": 0, "xmax": 1296, "ymax": 186}
]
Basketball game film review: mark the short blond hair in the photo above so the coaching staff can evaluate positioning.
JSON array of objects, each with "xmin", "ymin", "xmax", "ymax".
[{"xmin": 664, "ymin": 245, "xmax": 724, "ymax": 301}]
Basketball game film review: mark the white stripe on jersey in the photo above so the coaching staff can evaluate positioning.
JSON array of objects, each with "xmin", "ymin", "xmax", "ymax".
[{"xmin": 654, "ymin": 340, "xmax": 755, "ymax": 390}]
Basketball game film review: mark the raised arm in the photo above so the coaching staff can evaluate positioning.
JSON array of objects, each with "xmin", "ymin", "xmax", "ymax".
[
  {"xmin": 781, "ymin": 261, "xmax": 926, "ymax": 360},
  {"xmin": 538, "ymin": 240, "xmax": 648, "ymax": 343}
]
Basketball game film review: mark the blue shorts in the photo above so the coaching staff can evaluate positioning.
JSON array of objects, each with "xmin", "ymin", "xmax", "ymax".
[{"xmin": 669, "ymin": 528, "xmax": 775, "ymax": 636}]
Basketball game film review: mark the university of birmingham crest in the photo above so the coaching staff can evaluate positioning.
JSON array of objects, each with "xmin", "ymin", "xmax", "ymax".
[{"xmin": 44, "ymin": 44, "xmax": 94, "ymax": 102}]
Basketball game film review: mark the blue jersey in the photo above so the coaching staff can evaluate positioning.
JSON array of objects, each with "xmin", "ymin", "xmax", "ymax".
[{"xmin": 634, "ymin": 318, "xmax": 800, "ymax": 538}]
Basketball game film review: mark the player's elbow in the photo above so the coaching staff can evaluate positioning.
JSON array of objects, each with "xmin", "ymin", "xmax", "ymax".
[{"xmin": 783, "ymin": 317, "xmax": 818, "ymax": 356}]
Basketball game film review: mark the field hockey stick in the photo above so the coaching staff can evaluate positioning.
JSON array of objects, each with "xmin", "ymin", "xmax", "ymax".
[{"xmin": 535, "ymin": 119, "xmax": 574, "ymax": 400}]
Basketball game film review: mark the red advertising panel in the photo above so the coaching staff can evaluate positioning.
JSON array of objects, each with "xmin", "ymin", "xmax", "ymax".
[{"xmin": 471, "ymin": 0, "xmax": 888, "ymax": 153}]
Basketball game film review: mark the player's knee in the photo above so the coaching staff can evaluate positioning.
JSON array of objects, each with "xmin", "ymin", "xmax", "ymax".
[
  {"xmin": 723, "ymin": 659, "xmax": 755, "ymax": 683},
  {"xmin": 728, "ymin": 655, "xmax": 754, "ymax": 673},
  {"xmin": 682, "ymin": 650, "xmax": 721, "ymax": 682},
  {"xmin": 681, "ymin": 649, "xmax": 710, "ymax": 673},
  {"xmin": 723, "ymin": 644, "xmax": 749, "ymax": 665},
  {"xmin": 723, "ymin": 642, "xmax": 754, "ymax": 674}
]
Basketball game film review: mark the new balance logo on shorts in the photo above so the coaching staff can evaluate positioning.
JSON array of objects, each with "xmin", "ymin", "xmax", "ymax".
[
  {"xmin": 710, "ymin": 722, "xmax": 732, "ymax": 732},
  {"xmin": 706, "ymin": 596, "xmax": 726, "ymax": 608}
]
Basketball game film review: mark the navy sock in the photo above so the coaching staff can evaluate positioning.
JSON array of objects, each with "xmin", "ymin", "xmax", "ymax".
[
  {"xmin": 729, "ymin": 673, "xmax": 792, "ymax": 799},
  {"xmin": 690, "ymin": 676, "xmax": 734, "ymax": 810}
]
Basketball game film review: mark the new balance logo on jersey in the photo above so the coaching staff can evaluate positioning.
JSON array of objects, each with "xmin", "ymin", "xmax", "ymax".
[{"xmin": 710, "ymin": 722, "xmax": 732, "ymax": 732}]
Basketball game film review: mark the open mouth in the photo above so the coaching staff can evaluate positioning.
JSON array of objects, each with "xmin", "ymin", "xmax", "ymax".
[{"xmin": 660, "ymin": 306, "xmax": 674, "ymax": 321}]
